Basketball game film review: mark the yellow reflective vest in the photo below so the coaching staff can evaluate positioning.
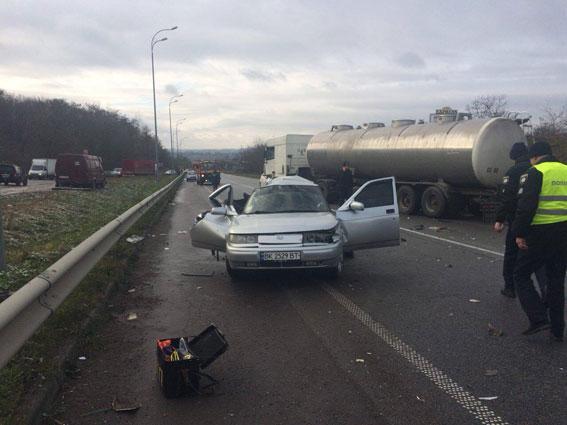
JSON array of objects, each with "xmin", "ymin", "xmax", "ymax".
[{"xmin": 531, "ymin": 161, "xmax": 567, "ymax": 225}]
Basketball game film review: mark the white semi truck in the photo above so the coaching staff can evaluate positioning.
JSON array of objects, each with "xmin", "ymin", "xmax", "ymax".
[
  {"xmin": 28, "ymin": 158, "xmax": 56, "ymax": 179},
  {"xmin": 263, "ymin": 134, "xmax": 313, "ymax": 178}
]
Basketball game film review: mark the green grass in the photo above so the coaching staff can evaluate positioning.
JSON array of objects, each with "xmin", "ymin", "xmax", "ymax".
[{"xmin": 0, "ymin": 176, "xmax": 177, "ymax": 424}]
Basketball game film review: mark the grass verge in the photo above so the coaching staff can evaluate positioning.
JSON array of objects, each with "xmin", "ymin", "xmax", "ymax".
[{"xmin": 0, "ymin": 176, "xmax": 177, "ymax": 424}]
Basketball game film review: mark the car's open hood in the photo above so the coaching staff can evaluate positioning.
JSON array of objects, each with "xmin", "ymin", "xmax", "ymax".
[{"xmin": 230, "ymin": 212, "xmax": 337, "ymax": 234}]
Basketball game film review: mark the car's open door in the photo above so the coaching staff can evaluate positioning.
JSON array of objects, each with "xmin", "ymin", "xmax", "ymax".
[
  {"xmin": 336, "ymin": 177, "xmax": 400, "ymax": 250},
  {"xmin": 190, "ymin": 184, "xmax": 235, "ymax": 252}
]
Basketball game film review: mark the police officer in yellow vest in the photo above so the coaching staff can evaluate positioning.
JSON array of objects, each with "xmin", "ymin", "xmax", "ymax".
[{"xmin": 512, "ymin": 141, "xmax": 567, "ymax": 341}]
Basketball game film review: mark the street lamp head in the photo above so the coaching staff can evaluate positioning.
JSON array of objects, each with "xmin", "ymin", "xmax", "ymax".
[
  {"xmin": 170, "ymin": 26, "xmax": 178, "ymax": 30},
  {"xmin": 160, "ymin": 37, "xmax": 168, "ymax": 42}
]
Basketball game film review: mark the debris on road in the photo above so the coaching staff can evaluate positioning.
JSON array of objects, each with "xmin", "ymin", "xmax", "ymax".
[
  {"xmin": 164, "ymin": 247, "xmax": 170, "ymax": 251},
  {"xmin": 478, "ymin": 396, "xmax": 498, "ymax": 401},
  {"xmin": 112, "ymin": 397, "xmax": 141, "ymax": 413},
  {"xmin": 127, "ymin": 313, "xmax": 138, "ymax": 321},
  {"xmin": 485, "ymin": 369, "xmax": 499, "ymax": 376},
  {"xmin": 416, "ymin": 395, "xmax": 425, "ymax": 402},
  {"xmin": 445, "ymin": 264, "xmax": 453, "ymax": 268},
  {"xmin": 181, "ymin": 271, "xmax": 214, "ymax": 277},
  {"xmin": 355, "ymin": 358, "xmax": 365, "ymax": 363},
  {"xmin": 428, "ymin": 226, "xmax": 447, "ymax": 232},
  {"xmin": 413, "ymin": 224, "xmax": 425, "ymax": 230},
  {"xmin": 78, "ymin": 356, "xmax": 87, "ymax": 361},
  {"xmin": 469, "ymin": 299, "xmax": 481, "ymax": 303},
  {"xmin": 126, "ymin": 235, "xmax": 144, "ymax": 244},
  {"xmin": 177, "ymin": 230, "xmax": 188, "ymax": 234},
  {"xmin": 488, "ymin": 323, "xmax": 505, "ymax": 337},
  {"xmin": 127, "ymin": 288, "xmax": 136, "ymax": 293}
]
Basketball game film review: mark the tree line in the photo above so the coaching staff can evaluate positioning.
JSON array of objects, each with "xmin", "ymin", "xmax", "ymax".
[{"xmin": 0, "ymin": 90, "xmax": 171, "ymax": 170}]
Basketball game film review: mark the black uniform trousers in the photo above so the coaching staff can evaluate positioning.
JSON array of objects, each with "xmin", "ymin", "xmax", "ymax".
[
  {"xmin": 513, "ymin": 221, "xmax": 567, "ymax": 337},
  {"xmin": 503, "ymin": 222, "xmax": 547, "ymax": 295}
]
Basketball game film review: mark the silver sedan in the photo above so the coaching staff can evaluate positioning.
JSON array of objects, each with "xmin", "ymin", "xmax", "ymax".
[{"xmin": 191, "ymin": 176, "xmax": 400, "ymax": 279}]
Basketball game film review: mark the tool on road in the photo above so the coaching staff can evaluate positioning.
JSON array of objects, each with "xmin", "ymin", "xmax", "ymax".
[{"xmin": 157, "ymin": 325, "xmax": 228, "ymax": 398}]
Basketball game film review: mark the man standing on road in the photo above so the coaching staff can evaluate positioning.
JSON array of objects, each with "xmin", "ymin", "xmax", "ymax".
[
  {"xmin": 494, "ymin": 143, "xmax": 546, "ymax": 298},
  {"xmin": 512, "ymin": 142, "xmax": 567, "ymax": 340},
  {"xmin": 337, "ymin": 162, "xmax": 353, "ymax": 204},
  {"xmin": 211, "ymin": 168, "xmax": 221, "ymax": 191}
]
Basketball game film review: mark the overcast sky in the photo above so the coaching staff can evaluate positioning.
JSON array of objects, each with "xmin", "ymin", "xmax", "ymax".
[{"xmin": 1, "ymin": 0, "xmax": 566, "ymax": 149}]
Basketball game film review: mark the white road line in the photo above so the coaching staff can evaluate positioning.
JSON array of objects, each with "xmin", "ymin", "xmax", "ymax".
[
  {"xmin": 322, "ymin": 284, "xmax": 509, "ymax": 425},
  {"xmin": 400, "ymin": 227, "xmax": 504, "ymax": 258}
]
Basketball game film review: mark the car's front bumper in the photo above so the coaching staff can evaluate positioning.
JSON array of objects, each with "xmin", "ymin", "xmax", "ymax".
[{"xmin": 226, "ymin": 241, "xmax": 342, "ymax": 270}]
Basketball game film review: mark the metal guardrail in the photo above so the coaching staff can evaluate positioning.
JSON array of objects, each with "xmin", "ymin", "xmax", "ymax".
[{"xmin": 0, "ymin": 174, "xmax": 184, "ymax": 369}]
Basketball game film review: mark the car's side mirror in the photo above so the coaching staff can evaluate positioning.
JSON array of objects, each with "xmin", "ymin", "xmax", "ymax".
[
  {"xmin": 211, "ymin": 206, "xmax": 228, "ymax": 215},
  {"xmin": 350, "ymin": 201, "xmax": 365, "ymax": 211}
]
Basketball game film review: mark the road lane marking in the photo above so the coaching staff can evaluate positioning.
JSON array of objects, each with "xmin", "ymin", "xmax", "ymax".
[
  {"xmin": 400, "ymin": 227, "xmax": 504, "ymax": 258},
  {"xmin": 322, "ymin": 283, "xmax": 509, "ymax": 425}
]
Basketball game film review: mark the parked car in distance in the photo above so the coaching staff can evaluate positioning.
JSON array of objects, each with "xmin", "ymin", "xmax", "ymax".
[
  {"xmin": 55, "ymin": 153, "xmax": 106, "ymax": 188},
  {"xmin": 191, "ymin": 175, "xmax": 400, "ymax": 279},
  {"xmin": 0, "ymin": 163, "xmax": 28, "ymax": 186},
  {"xmin": 109, "ymin": 167, "xmax": 123, "ymax": 177},
  {"xmin": 28, "ymin": 158, "xmax": 56, "ymax": 179},
  {"xmin": 186, "ymin": 170, "xmax": 197, "ymax": 182}
]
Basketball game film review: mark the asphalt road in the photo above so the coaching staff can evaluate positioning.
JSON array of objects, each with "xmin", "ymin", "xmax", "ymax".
[
  {"xmin": 0, "ymin": 179, "xmax": 54, "ymax": 196},
  {"xmin": 48, "ymin": 174, "xmax": 566, "ymax": 425}
]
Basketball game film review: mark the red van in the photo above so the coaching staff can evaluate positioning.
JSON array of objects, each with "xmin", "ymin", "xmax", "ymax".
[{"xmin": 55, "ymin": 153, "xmax": 106, "ymax": 188}]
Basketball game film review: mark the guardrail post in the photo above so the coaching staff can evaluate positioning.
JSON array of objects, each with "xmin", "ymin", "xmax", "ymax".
[{"xmin": 0, "ymin": 209, "xmax": 5, "ymax": 270}]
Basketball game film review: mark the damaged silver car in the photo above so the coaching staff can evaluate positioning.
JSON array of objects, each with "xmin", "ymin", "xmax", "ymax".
[{"xmin": 190, "ymin": 176, "xmax": 400, "ymax": 279}]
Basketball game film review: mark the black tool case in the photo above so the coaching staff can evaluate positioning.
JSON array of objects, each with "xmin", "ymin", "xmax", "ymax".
[{"xmin": 156, "ymin": 325, "xmax": 228, "ymax": 398}]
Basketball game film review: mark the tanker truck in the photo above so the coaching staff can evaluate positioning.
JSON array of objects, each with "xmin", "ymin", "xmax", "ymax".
[{"xmin": 307, "ymin": 111, "xmax": 527, "ymax": 218}]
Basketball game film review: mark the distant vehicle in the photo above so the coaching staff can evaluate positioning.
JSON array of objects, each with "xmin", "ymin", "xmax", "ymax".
[
  {"xmin": 122, "ymin": 159, "xmax": 155, "ymax": 176},
  {"xmin": 0, "ymin": 163, "xmax": 28, "ymax": 186},
  {"xmin": 28, "ymin": 158, "xmax": 56, "ymax": 180},
  {"xmin": 263, "ymin": 134, "xmax": 313, "ymax": 178},
  {"xmin": 193, "ymin": 161, "xmax": 218, "ymax": 185},
  {"xmin": 164, "ymin": 169, "xmax": 177, "ymax": 175},
  {"xmin": 55, "ymin": 153, "xmax": 106, "ymax": 188},
  {"xmin": 108, "ymin": 167, "xmax": 123, "ymax": 177},
  {"xmin": 186, "ymin": 170, "xmax": 197, "ymax": 182},
  {"xmin": 191, "ymin": 175, "xmax": 400, "ymax": 279}
]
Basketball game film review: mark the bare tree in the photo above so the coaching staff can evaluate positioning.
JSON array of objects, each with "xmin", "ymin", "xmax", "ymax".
[
  {"xmin": 466, "ymin": 95, "xmax": 508, "ymax": 118},
  {"xmin": 534, "ymin": 104, "xmax": 567, "ymax": 162}
]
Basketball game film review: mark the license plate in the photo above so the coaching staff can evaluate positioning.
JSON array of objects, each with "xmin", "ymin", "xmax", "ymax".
[{"xmin": 261, "ymin": 251, "xmax": 301, "ymax": 262}]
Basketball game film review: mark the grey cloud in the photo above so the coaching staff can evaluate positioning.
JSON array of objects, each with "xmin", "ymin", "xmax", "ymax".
[
  {"xmin": 240, "ymin": 68, "xmax": 286, "ymax": 82},
  {"xmin": 396, "ymin": 52, "xmax": 426, "ymax": 69}
]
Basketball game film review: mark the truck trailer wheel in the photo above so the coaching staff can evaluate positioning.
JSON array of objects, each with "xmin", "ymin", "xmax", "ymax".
[
  {"xmin": 421, "ymin": 186, "xmax": 446, "ymax": 218},
  {"xmin": 397, "ymin": 185, "xmax": 417, "ymax": 215}
]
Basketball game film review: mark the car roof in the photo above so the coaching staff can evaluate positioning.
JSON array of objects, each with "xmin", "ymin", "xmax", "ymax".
[{"xmin": 266, "ymin": 175, "xmax": 317, "ymax": 187}]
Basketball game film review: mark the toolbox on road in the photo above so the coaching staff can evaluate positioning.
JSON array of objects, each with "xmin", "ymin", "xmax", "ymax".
[{"xmin": 156, "ymin": 325, "xmax": 228, "ymax": 398}]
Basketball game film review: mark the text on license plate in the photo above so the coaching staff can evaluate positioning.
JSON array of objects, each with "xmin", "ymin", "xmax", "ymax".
[{"xmin": 261, "ymin": 251, "xmax": 301, "ymax": 261}]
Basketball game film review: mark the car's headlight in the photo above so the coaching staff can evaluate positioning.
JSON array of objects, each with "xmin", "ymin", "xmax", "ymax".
[
  {"xmin": 303, "ymin": 229, "xmax": 336, "ymax": 244},
  {"xmin": 229, "ymin": 234, "xmax": 258, "ymax": 244}
]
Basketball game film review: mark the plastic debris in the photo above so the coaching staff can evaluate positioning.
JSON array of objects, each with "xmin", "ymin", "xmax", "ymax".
[
  {"xmin": 126, "ymin": 235, "xmax": 144, "ymax": 244},
  {"xmin": 478, "ymin": 396, "xmax": 498, "ymax": 401},
  {"xmin": 485, "ymin": 369, "xmax": 499, "ymax": 376},
  {"xmin": 416, "ymin": 395, "xmax": 425, "ymax": 402},
  {"xmin": 414, "ymin": 224, "xmax": 425, "ymax": 230},
  {"xmin": 127, "ymin": 313, "xmax": 138, "ymax": 321},
  {"xmin": 355, "ymin": 358, "xmax": 365, "ymax": 363},
  {"xmin": 177, "ymin": 230, "xmax": 188, "ymax": 234},
  {"xmin": 164, "ymin": 247, "xmax": 170, "ymax": 251},
  {"xmin": 112, "ymin": 397, "xmax": 141, "ymax": 413},
  {"xmin": 488, "ymin": 323, "xmax": 505, "ymax": 337},
  {"xmin": 127, "ymin": 288, "xmax": 135, "ymax": 293},
  {"xmin": 445, "ymin": 264, "xmax": 453, "ymax": 268},
  {"xmin": 78, "ymin": 356, "xmax": 87, "ymax": 361},
  {"xmin": 181, "ymin": 272, "xmax": 214, "ymax": 277},
  {"xmin": 428, "ymin": 226, "xmax": 447, "ymax": 232},
  {"xmin": 469, "ymin": 299, "xmax": 481, "ymax": 303}
]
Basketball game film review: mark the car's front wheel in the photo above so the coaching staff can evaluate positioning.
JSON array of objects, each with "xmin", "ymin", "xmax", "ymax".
[
  {"xmin": 323, "ymin": 256, "xmax": 343, "ymax": 280},
  {"xmin": 226, "ymin": 259, "xmax": 247, "ymax": 281}
]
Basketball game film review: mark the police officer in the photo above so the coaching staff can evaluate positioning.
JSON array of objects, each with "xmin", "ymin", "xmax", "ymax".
[
  {"xmin": 494, "ymin": 143, "xmax": 547, "ymax": 298},
  {"xmin": 512, "ymin": 142, "xmax": 567, "ymax": 340}
]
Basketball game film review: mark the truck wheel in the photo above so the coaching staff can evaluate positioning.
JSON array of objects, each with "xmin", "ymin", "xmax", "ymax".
[
  {"xmin": 322, "ymin": 256, "xmax": 343, "ymax": 280},
  {"xmin": 397, "ymin": 185, "xmax": 417, "ymax": 215},
  {"xmin": 421, "ymin": 186, "xmax": 446, "ymax": 218}
]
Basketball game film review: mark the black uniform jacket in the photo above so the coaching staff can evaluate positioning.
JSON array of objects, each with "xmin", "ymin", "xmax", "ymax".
[
  {"xmin": 337, "ymin": 168, "xmax": 353, "ymax": 189},
  {"xmin": 511, "ymin": 155, "xmax": 560, "ymax": 238},
  {"xmin": 495, "ymin": 155, "xmax": 531, "ymax": 223}
]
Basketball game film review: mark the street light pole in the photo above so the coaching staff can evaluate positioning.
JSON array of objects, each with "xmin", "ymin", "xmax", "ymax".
[
  {"xmin": 168, "ymin": 94, "xmax": 183, "ymax": 170},
  {"xmin": 150, "ymin": 25, "xmax": 178, "ymax": 182},
  {"xmin": 175, "ymin": 118, "xmax": 186, "ymax": 161}
]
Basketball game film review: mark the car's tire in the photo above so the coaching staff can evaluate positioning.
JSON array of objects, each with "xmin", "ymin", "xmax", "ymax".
[
  {"xmin": 397, "ymin": 185, "xmax": 417, "ymax": 215},
  {"xmin": 322, "ymin": 256, "xmax": 343, "ymax": 280},
  {"xmin": 421, "ymin": 186, "xmax": 447, "ymax": 218},
  {"xmin": 23, "ymin": 179, "xmax": 28, "ymax": 186},
  {"xmin": 226, "ymin": 259, "xmax": 246, "ymax": 281}
]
